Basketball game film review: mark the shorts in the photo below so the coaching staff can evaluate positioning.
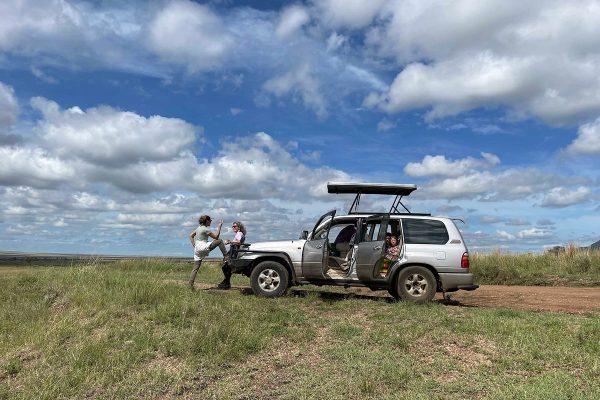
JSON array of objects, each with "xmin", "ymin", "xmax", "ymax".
[{"xmin": 194, "ymin": 241, "xmax": 211, "ymax": 261}]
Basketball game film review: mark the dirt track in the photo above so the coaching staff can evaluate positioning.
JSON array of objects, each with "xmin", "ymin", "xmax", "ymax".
[{"xmin": 193, "ymin": 283, "xmax": 600, "ymax": 314}]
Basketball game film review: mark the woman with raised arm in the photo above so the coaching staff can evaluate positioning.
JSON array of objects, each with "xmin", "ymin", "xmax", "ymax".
[{"xmin": 188, "ymin": 214, "xmax": 227, "ymax": 289}]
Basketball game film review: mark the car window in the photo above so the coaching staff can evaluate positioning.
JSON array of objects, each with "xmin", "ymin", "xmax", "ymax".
[
  {"xmin": 331, "ymin": 223, "xmax": 357, "ymax": 243},
  {"xmin": 313, "ymin": 218, "xmax": 332, "ymax": 240},
  {"xmin": 402, "ymin": 218, "xmax": 449, "ymax": 245},
  {"xmin": 363, "ymin": 222, "xmax": 381, "ymax": 242}
]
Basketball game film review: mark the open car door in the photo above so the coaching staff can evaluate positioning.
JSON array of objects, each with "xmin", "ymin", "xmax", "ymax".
[
  {"xmin": 355, "ymin": 215, "xmax": 389, "ymax": 281},
  {"xmin": 301, "ymin": 209, "xmax": 336, "ymax": 280}
]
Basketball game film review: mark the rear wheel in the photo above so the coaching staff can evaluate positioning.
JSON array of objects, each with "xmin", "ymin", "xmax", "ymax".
[
  {"xmin": 396, "ymin": 266, "xmax": 436, "ymax": 303},
  {"xmin": 250, "ymin": 261, "xmax": 289, "ymax": 297}
]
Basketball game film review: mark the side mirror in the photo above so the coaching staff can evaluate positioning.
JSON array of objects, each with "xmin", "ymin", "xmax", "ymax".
[{"xmin": 300, "ymin": 230, "xmax": 309, "ymax": 240}]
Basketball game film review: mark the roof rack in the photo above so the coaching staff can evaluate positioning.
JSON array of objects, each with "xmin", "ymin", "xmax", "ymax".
[{"xmin": 327, "ymin": 182, "xmax": 418, "ymax": 214}]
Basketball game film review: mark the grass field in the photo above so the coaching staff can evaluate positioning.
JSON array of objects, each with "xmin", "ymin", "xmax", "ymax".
[
  {"xmin": 472, "ymin": 248, "xmax": 600, "ymax": 286},
  {"xmin": 1, "ymin": 259, "xmax": 599, "ymax": 399}
]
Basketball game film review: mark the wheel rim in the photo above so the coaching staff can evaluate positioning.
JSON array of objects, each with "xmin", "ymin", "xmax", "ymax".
[
  {"xmin": 258, "ymin": 269, "xmax": 281, "ymax": 292},
  {"xmin": 403, "ymin": 273, "xmax": 429, "ymax": 297}
]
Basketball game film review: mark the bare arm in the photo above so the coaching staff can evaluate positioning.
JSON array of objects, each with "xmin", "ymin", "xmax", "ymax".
[
  {"xmin": 189, "ymin": 230, "xmax": 196, "ymax": 247},
  {"xmin": 208, "ymin": 219, "xmax": 223, "ymax": 239}
]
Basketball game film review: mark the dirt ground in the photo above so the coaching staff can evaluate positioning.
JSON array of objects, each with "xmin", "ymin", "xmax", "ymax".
[{"xmin": 194, "ymin": 283, "xmax": 600, "ymax": 314}]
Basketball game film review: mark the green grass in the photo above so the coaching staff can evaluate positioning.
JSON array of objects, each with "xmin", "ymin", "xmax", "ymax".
[
  {"xmin": 0, "ymin": 260, "xmax": 599, "ymax": 399},
  {"xmin": 471, "ymin": 249, "xmax": 600, "ymax": 286}
]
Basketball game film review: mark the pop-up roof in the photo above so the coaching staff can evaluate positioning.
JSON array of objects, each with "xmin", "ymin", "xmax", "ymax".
[{"xmin": 327, "ymin": 182, "xmax": 419, "ymax": 214}]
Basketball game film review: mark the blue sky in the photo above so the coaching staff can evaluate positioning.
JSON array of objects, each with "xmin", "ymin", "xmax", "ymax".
[{"xmin": 1, "ymin": 0, "xmax": 599, "ymax": 256}]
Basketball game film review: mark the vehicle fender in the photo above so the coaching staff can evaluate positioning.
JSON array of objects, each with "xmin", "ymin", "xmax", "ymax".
[
  {"xmin": 389, "ymin": 262, "xmax": 442, "ymax": 292},
  {"xmin": 236, "ymin": 251, "xmax": 297, "ymax": 284}
]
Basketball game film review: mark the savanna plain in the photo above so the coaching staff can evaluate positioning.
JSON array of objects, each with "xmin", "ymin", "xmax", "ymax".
[{"xmin": 1, "ymin": 251, "xmax": 599, "ymax": 399}]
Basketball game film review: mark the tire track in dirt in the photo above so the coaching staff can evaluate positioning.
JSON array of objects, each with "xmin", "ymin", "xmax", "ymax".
[{"xmin": 190, "ymin": 282, "xmax": 600, "ymax": 314}]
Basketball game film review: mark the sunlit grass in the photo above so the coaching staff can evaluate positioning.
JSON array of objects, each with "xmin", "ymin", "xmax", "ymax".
[{"xmin": 1, "ymin": 260, "xmax": 598, "ymax": 399}]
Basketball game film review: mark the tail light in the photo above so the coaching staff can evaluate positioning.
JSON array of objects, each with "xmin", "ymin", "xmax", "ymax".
[{"xmin": 461, "ymin": 252, "xmax": 470, "ymax": 269}]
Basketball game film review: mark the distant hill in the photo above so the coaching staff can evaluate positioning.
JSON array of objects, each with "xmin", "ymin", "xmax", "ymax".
[{"xmin": 591, "ymin": 240, "xmax": 600, "ymax": 250}]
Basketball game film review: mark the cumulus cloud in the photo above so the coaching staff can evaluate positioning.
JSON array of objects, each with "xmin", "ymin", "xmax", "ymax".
[
  {"xmin": 276, "ymin": 5, "xmax": 310, "ymax": 39},
  {"xmin": 190, "ymin": 132, "xmax": 349, "ymax": 199},
  {"xmin": 262, "ymin": 64, "xmax": 328, "ymax": 119},
  {"xmin": 31, "ymin": 97, "xmax": 197, "ymax": 167},
  {"xmin": 497, "ymin": 230, "xmax": 515, "ymax": 240},
  {"xmin": 418, "ymin": 168, "xmax": 567, "ymax": 201},
  {"xmin": 147, "ymin": 0, "xmax": 234, "ymax": 72},
  {"xmin": 363, "ymin": 0, "xmax": 600, "ymax": 125},
  {"xmin": 404, "ymin": 152, "xmax": 500, "ymax": 177},
  {"xmin": 0, "ymin": 146, "xmax": 76, "ymax": 188},
  {"xmin": 0, "ymin": 82, "xmax": 19, "ymax": 127},
  {"xmin": 541, "ymin": 186, "xmax": 591, "ymax": 208},
  {"xmin": 517, "ymin": 228, "xmax": 552, "ymax": 239},
  {"xmin": 0, "ymin": 0, "xmax": 158, "ymax": 75},
  {"xmin": 565, "ymin": 117, "xmax": 600, "ymax": 155}
]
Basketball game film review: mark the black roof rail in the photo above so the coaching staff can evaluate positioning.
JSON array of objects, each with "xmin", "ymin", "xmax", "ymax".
[{"xmin": 327, "ymin": 181, "xmax": 419, "ymax": 214}]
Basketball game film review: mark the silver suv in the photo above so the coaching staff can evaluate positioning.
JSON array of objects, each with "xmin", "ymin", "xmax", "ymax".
[{"xmin": 229, "ymin": 182, "xmax": 478, "ymax": 302}]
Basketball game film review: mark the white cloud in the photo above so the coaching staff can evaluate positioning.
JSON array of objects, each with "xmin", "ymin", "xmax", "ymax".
[
  {"xmin": 418, "ymin": 168, "xmax": 566, "ymax": 200},
  {"xmin": 565, "ymin": 117, "xmax": 600, "ymax": 155},
  {"xmin": 262, "ymin": 64, "xmax": 328, "ymax": 119},
  {"xmin": 276, "ymin": 5, "xmax": 310, "ymax": 39},
  {"xmin": 0, "ymin": 0, "xmax": 158, "ymax": 76},
  {"xmin": 326, "ymin": 32, "xmax": 346, "ymax": 52},
  {"xmin": 0, "ymin": 82, "xmax": 19, "ymax": 127},
  {"xmin": 0, "ymin": 146, "xmax": 76, "ymax": 188},
  {"xmin": 363, "ymin": 0, "xmax": 600, "ymax": 125},
  {"xmin": 517, "ymin": 228, "xmax": 552, "ymax": 239},
  {"xmin": 230, "ymin": 108, "xmax": 243, "ymax": 116},
  {"xmin": 497, "ymin": 230, "xmax": 515, "ymax": 240},
  {"xmin": 315, "ymin": 0, "xmax": 386, "ymax": 29},
  {"xmin": 147, "ymin": 0, "xmax": 234, "ymax": 72},
  {"xmin": 377, "ymin": 118, "xmax": 396, "ymax": 132},
  {"xmin": 31, "ymin": 97, "xmax": 197, "ymax": 167},
  {"xmin": 190, "ymin": 132, "xmax": 349, "ymax": 200},
  {"xmin": 541, "ymin": 186, "xmax": 591, "ymax": 208},
  {"xmin": 404, "ymin": 152, "xmax": 500, "ymax": 177}
]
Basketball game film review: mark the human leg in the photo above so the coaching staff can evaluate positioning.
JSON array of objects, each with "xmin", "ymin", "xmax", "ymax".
[
  {"xmin": 209, "ymin": 239, "xmax": 227, "ymax": 257},
  {"xmin": 189, "ymin": 260, "xmax": 202, "ymax": 289},
  {"xmin": 217, "ymin": 261, "xmax": 232, "ymax": 289}
]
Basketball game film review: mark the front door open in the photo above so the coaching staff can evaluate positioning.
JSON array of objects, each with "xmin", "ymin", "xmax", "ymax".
[{"xmin": 301, "ymin": 209, "xmax": 336, "ymax": 280}]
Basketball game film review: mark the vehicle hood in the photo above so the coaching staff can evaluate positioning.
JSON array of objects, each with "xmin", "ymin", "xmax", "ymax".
[{"xmin": 248, "ymin": 239, "xmax": 306, "ymax": 252}]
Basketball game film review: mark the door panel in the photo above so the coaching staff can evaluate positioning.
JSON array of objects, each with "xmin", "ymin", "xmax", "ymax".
[
  {"xmin": 302, "ymin": 238, "xmax": 327, "ymax": 279},
  {"xmin": 301, "ymin": 210, "xmax": 335, "ymax": 280},
  {"xmin": 355, "ymin": 215, "xmax": 389, "ymax": 281},
  {"xmin": 355, "ymin": 240, "xmax": 385, "ymax": 281}
]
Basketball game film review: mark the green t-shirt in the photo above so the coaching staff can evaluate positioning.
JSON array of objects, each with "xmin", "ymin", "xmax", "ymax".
[{"xmin": 195, "ymin": 226, "xmax": 211, "ymax": 243}]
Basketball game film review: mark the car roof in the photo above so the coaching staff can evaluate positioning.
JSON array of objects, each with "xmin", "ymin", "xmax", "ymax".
[{"xmin": 327, "ymin": 182, "xmax": 417, "ymax": 196}]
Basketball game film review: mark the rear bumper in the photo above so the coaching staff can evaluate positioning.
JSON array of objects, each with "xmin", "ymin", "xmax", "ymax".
[{"xmin": 439, "ymin": 272, "xmax": 478, "ymax": 292}]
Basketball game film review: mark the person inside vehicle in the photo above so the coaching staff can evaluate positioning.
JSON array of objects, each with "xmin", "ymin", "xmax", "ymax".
[{"xmin": 382, "ymin": 234, "xmax": 400, "ymax": 274}]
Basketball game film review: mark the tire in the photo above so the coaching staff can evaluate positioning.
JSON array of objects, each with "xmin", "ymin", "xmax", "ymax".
[
  {"xmin": 250, "ymin": 261, "xmax": 289, "ymax": 298},
  {"xmin": 396, "ymin": 266, "xmax": 436, "ymax": 303}
]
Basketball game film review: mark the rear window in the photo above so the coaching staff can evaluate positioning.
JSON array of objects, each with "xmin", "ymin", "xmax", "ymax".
[{"xmin": 402, "ymin": 219, "xmax": 449, "ymax": 245}]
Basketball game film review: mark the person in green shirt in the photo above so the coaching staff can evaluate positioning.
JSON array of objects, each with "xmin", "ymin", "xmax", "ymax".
[{"xmin": 188, "ymin": 214, "xmax": 227, "ymax": 289}]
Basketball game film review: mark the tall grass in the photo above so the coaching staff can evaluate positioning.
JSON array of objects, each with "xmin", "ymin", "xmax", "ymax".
[
  {"xmin": 471, "ymin": 249, "xmax": 600, "ymax": 286},
  {"xmin": 1, "ymin": 260, "xmax": 599, "ymax": 399}
]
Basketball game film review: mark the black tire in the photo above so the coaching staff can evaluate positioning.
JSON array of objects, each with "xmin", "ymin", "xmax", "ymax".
[
  {"xmin": 250, "ymin": 261, "xmax": 289, "ymax": 298},
  {"xmin": 396, "ymin": 266, "xmax": 436, "ymax": 303}
]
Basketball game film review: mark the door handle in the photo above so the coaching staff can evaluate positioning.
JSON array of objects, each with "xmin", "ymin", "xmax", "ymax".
[{"xmin": 373, "ymin": 246, "xmax": 381, "ymax": 250}]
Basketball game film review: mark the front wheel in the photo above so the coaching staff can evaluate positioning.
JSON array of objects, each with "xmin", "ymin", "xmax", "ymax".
[
  {"xmin": 250, "ymin": 261, "xmax": 289, "ymax": 297},
  {"xmin": 396, "ymin": 266, "xmax": 436, "ymax": 303}
]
